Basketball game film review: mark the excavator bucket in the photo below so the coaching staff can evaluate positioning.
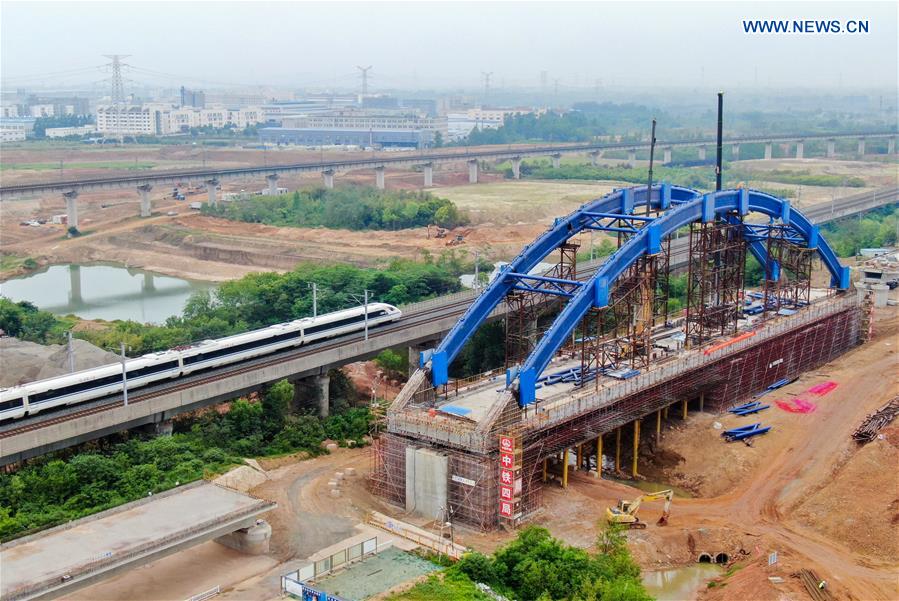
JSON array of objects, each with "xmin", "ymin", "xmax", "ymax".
[{"xmin": 656, "ymin": 511, "xmax": 669, "ymax": 526}]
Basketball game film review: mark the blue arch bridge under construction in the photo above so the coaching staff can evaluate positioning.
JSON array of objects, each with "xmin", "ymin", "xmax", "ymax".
[{"xmin": 370, "ymin": 183, "xmax": 870, "ymax": 530}]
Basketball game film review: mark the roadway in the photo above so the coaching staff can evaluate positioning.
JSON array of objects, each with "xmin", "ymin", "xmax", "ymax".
[
  {"xmin": 0, "ymin": 186, "xmax": 895, "ymax": 465},
  {"xmin": 0, "ymin": 130, "xmax": 895, "ymax": 198}
]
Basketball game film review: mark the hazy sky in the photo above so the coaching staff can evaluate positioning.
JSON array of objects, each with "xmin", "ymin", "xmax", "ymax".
[{"xmin": 2, "ymin": 1, "xmax": 896, "ymax": 92}]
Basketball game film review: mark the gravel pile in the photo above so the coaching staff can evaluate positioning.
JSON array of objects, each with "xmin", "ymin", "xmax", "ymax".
[{"xmin": 0, "ymin": 336, "xmax": 121, "ymax": 388}]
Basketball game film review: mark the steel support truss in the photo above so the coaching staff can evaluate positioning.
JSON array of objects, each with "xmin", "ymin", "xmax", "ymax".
[{"xmin": 685, "ymin": 217, "xmax": 747, "ymax": 348}]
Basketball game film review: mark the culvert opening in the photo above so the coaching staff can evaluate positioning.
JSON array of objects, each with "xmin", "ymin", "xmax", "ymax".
[
  {"xmin": 715, "ymin": 553, "xmax": 729, "ymax": 564},
  {"xmin": 698, "ymin": 553, "xmax": 712, "ymax": 563}
]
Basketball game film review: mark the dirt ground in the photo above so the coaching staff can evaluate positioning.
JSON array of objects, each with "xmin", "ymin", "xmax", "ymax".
[{"xmin": 3, "ymin": 152, "xmax": 893, "ymax": 283}]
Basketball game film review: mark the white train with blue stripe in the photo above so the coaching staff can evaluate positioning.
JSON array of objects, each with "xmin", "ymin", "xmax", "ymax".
[{"xmin": 0, "ymin": 303, "xmax": 401, "ymax": 421}]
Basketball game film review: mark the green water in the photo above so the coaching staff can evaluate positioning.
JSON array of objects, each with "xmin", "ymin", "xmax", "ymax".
[
  {"xmin": 642, "ymin": 564, "xmax": 723, "ymax": 600},
  {"xmin": 0, "ymin": 263, "xmax": 215, "ymax": 324}
]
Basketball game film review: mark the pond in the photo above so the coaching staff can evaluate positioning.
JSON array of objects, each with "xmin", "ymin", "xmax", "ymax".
[
  {"xmin": 0, "ymin": 263, "xmax": 215, "ymax": 324},
  {"xmin": 642, "ymin": 563, "xmax": 723, "ymax": 600}
]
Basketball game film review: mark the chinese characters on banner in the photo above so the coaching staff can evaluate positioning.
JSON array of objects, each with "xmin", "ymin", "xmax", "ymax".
[{"xmin": 499, "ymin": 434, "xmax": 522, "ymax": 521}]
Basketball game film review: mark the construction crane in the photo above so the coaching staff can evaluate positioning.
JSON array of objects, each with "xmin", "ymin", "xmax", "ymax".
[{"xmin": 606, "ymin": 489, "xmax": 673, "ymax": 528}]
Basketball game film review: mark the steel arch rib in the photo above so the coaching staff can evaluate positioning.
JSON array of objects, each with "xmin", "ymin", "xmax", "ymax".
[
  {"xmin": 514, "ymin": 188, "xmax": 849, "ymax": 405},
  {"xmin": 427, "ymin": 184, "xmax": 702, "ymax": 385}
]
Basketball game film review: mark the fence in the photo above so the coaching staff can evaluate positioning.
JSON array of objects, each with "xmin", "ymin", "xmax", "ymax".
[{"xmin": 281, "ymin": 537, "xmax": 381, "ymax": 599}]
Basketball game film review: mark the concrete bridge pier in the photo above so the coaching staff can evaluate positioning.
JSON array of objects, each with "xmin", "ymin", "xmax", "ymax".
[
  {"xmin": 698, "ymin": 146, "xmax": 707, "ymax": 161},
  {"xmin": 731, "ymin": 144, "xmax": 740, "ymax": 160},
  {"xmin": 827, "ymin": 139, "xmax": 836, "ymax": 158},
  {"xmin": 142, "ymin": 272, "xmax": 156, "ymax": 292},
  {"xmin": 266, "ymin": 173, "xmax": 279, "ymax": 195},
  {"xmin": 764, "ymin": 142, "xmax": 773, "ymax": 160},
  {"xmin": 796, "ymin": 141, "xmax": 804, "ymax": 159},
  {"xmin": 422, "ymin": 163, "xmax": 433, "ymax": 187},
  {"xmin": 627, "ymin": 148, "xmax": 636, "ymax": 166},
  {"xmin": 375, "ymin": 166, "xmax": 386, "ymax": 190},
  {"xmin": 511, "ymin": 157, "xmax": 522, "ymax": 179},
  {"xmin": 589, "ymin": 150, "xmax": 601, "ymax": 167},
  {"xmin": 889, "ymin": 138, "xmax": 896, "ymax": 155},
  {"xmin": 468, "ymin": 159, "xmax": 479, "ymax": 184},
  {"xmin": 857, "ymin": 138, "xmax": 866, "ymax": 156},
  {"xmin": 322, "ymin": 169, "xmax": 335, "ymax": 189},
  {"xmin": 206, "ymin": 178, "xmax": 219, "ymax": 207},
  {"xmin": 663, "ymin": 147, "xmax": 672, "ymax": 164},
  {"xmin": 293, "ymin": 373, "xmax": 331, "ymax": 417},
  {"xmin": 69, "ymin": 264, "xmax": 83, "ymax": 305},
  {"xmin": 551, "ymin": 153, "xmax": 561, "ymax": 169},
  {"xmin": 137, "ymin": 184, "xmax": 153, "ymax": 217},
  {"xmin": 63, "ymin": 190, "xmax": 79, "ymax": 230}
]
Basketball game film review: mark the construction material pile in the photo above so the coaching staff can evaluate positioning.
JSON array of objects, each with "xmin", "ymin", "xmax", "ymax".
[{"xmin": 851, "ymin": 396, "xmax": 899, "ymax": 444}]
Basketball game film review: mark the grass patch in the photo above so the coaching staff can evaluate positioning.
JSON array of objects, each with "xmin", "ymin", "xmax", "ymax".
[
  {"xmin": 0, "ymin": 254, "xmax": 37, "ymax": 272},
  {"xmin": 390, "ymin": 571, "xmax": 492, "ymax": 601}
]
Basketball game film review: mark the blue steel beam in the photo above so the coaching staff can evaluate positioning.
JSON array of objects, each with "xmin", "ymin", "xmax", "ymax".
[
  {"xmin": 515, "ymin": 188, "xmax": 849, "ymax": 405},
  {"xmin": 427, "ymin": 184, "xmax": 700, "ymax": 385}
]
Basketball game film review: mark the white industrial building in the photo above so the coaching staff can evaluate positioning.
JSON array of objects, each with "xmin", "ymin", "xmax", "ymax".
[
  {"xmin": 96, "ymin": 104, "xmax": 265, "ymax": 136},
  {"xmin": 446, "ymin": 107, "xmax": 541, "ymax": 140},
  {"xmin": 281, "ymin": 109, "xmax": 447, "ymax": 136},
  {"xmin": 45, "ymin": 125, "xmax": 97, "ymax": 138}
]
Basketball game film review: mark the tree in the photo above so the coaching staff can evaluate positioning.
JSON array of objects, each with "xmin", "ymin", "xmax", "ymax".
[{"xmin": 262, "ymin": 380, "xmax": 293, "ymax": 435}]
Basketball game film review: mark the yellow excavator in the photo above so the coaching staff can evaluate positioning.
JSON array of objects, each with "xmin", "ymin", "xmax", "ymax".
[{"xmin": 606, "ymin": 489, "xmax": 673, "ymax": 529}]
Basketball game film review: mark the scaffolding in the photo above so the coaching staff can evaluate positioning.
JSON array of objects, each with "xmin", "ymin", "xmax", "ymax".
[
  {"xmin": 378, "ymin": 296, "xmax": 863, "ymax": 531},
  {"xmin": 685, "ymin": 218, "xmax": 746, "ymax": 347},
  {"xmin": 763, "ymin": 224, "xmax": 814, "ymax": 313},
  {"xmin": 578, "ymin": 251, "xmax": 665, "ymax": 381},
  {"xmin": 504, "ymin": 243, "xmax": 579, "ymax": 367}
]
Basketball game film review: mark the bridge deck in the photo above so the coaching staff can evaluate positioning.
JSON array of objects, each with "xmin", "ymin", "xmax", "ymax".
[
  {"xmin": 1, "ymin": 481, "xmax": 274, "ymax": 601},
  {"xmin": 389, "ymin": 291, "xmax": 858, "ymax": 454}
]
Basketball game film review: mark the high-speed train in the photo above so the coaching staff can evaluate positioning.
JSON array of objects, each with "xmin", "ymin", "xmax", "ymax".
[{"xmin": 0, "ymin": 303, "xmax": 401, "ymax": 421}]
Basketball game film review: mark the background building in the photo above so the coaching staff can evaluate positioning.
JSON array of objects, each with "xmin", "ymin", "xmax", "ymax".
[{"xmin": 259, "ymin": 126, "xmax": 436, "ymax": 148}]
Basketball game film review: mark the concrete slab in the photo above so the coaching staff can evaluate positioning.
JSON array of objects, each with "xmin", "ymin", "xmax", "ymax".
[{"xmin": 1, "ymin": 481, "xmax": 275, "ymax": 601}]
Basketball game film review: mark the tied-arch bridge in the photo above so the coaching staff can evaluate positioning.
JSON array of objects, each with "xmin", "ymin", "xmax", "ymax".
[
  {"xmin": 379, "ymin": 184, "xmax": 864, "ymax": 530},
  {"xmin": 421, "ymin": 184, "xmax": 848, "ymax": 405}
]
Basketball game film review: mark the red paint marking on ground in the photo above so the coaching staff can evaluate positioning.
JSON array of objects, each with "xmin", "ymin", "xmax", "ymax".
[
  {"xmin": 775, "ymin": 398, "xmax": 817, "ymax": 414},
  {"xmin": 807, "ymin": 381, "xmax": 838, "ymax": 396}
]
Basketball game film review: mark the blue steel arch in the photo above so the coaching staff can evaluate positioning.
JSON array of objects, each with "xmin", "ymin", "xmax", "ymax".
[{"xmin": 427, "ymin": 185, "xmax": 849, "ymax": 397}]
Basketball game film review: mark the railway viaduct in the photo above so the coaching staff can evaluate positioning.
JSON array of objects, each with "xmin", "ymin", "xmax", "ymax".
[{"xmin": 0, "ymin": 131, "xmax": 895, "ymax": 229}]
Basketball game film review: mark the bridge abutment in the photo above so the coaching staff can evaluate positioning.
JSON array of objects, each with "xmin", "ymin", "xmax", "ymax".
[
  {"xmin": 663, "ymin": 147, "xmax": 672, "ymax": 164},
  {"xmin": 764, "ymin": 142, "xmax": 773, "ymax": 160},
  {"xmin": 827, "ymin": 139, "xmax": 836, "ymax": 158},
  {"xmin": 627, "ymin": 148, "xmax": 636, "ymax": 166},
  {"xmin": 215, "ymin": 519, "xmax": 272, "ymax": 555},
  {"xmin": 589, "ymin": 150, "xmax": 601, "ymax": 167},
  {"xmin": 796, "ymin": 141, "xmax": 804, "ymax": 159},
  {"xmin": 468, "ymin": 159, "xmax": 479, "ymax": 184},
  {"xmin": 698, "ymin": 146, "xmax": 707, "ymax": 161},
  {"xmin": 422, "ymin": 163, "xmax": 433, "ymax": 187},
  {"xmin": 375, "ymin": 166, "xmax": 386, "ymax": 189},
  {"xmin": 858, "ymin": 138, "xmax": 866, "ymax": 156},
  {"xmin": 551, "ymin": 153, "xmax": 561, "ymax": 169}
]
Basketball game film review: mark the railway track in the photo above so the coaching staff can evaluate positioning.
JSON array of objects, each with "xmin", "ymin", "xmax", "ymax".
[{"xmin": 2, "ymin": 187, "xmax": 894, "ymax": 440}]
